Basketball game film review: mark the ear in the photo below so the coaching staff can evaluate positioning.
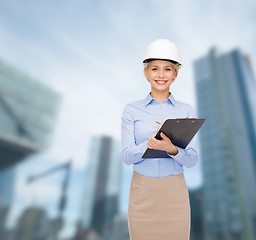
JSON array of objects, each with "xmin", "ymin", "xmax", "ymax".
[
  {"xmin": 144, "ymin": 67, "xmax": 149, "ymax": 81},
  {"xmin": 173, "ymin": 69, "xmax": 178, "ymax": 80}
]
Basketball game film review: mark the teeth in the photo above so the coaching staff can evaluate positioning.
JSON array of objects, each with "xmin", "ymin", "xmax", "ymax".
[{"xmin": 156, "ymin": 80, "xmax": 166, "ymax": 84}]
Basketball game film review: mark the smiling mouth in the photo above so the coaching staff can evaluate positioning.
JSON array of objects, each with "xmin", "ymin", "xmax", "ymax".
[{"xmin": 155, "ymin": 80, "xmax": 168, "ymax": 85}]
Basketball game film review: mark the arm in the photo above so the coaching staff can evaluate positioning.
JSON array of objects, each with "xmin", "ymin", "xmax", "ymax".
[
  {"xmin": 167, "ymin": 107, "xmax": 199, "ymax": 168},
  {"xmin": 167, "ymin": 135, "xmax": 198, "ymax": 168},
  {"xmin": 121, "ymin": 105, "xmax": 148, "ymax": 165}
]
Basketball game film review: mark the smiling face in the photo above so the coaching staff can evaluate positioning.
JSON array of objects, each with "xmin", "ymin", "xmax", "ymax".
[{"xmin": 144, "ymin": 60, "xmax": 177, "ymax": 94}]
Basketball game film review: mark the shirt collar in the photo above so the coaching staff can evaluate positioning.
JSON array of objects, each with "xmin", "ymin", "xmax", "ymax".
[{"xmin": 144, "ymin": 92, "xmax": 176, "ymax": 107}]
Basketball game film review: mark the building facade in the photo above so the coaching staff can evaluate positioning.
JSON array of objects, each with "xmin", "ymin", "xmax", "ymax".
[
  {"xmin": 80, "ymin": 135, "xmax": 122, "ymax": 239},
  {"xmin": 189, "ymin": 187, "xmax": 204, "ymax": 240},
  {"xmin": 0, "ymin": 58, "xmax": 61, "ymax": 170},
  {"xmin": 194, "ymin": 48, "xmax": 256, "ymax": 240},
  {"xmin": 0, "ymin": 58, "xmax": 61, "ymax": 239}
]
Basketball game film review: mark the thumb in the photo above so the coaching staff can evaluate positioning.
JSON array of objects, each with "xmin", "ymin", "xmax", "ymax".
[{"xmin": 160, "ymin": 132, "xmax": 167, "ymax": 139}]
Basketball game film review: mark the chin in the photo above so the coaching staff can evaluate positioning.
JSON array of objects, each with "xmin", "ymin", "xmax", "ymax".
[{"xmin": 153, "ymin": 87, "xmax": 170, "ymax": 92}]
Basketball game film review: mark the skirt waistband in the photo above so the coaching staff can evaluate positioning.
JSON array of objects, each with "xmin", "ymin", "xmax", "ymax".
[{"xmin": 132, "ymin": 170, "xmax": 185, "ymax": 184}]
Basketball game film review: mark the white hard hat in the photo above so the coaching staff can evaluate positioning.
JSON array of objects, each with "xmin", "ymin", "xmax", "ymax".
[{"xmin": 142, "ymin": 39, "xmax": 182, "ymax": 68}]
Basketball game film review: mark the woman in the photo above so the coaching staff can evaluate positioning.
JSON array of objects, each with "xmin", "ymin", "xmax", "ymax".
[{"xmin": 121, "ymin": 38, "xmax": 198, "ymax": 240}]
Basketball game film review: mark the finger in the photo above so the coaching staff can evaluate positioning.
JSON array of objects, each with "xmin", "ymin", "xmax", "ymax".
[
  {"xmin": 149, "ymin": 137, "xmax": 158, "ymax": 145},
  {"xmin": 150, "ymin": 134, "xmax": 155, "ymax": 139},
  {"xmin": 161, "ymin": 132, "xmax": 171, "ymax": 141},
  {"xmin": 157, "ymin": 123, "xmax": 163, "ymax": 132},
  {"xmin": 148, "ymin": 139, "xmax": 155, "ymax": 146},
  {"xmin": 160, "ymin": 132, "xmax": 167, "ymax": 139},
  {"xmin": 148, "ymin": 142, "xmax": 154, "ymax": 149},
  {"xmin": 148, "ymin": 139, "xmax": 157, "ymax": 147},
  {"xmin": 161, "ymin": 133, "xmax": 174, "ymax": 145}
]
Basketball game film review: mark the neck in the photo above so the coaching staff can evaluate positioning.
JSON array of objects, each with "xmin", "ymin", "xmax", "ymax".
[{"xmin": 150, "ymin": 90, "xmax": 170, "ymax": 103}]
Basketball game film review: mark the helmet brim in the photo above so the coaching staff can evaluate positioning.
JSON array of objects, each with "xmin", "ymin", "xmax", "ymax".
[
  {"xmin": 142, "ymin": 58, "xmax": 182, "ymax": 69},
  {"xmin": 143, "ymin": 58, "xmax": 180, "ymax": 65}
]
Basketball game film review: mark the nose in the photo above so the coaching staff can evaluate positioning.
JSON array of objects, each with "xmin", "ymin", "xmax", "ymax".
[{"xmin": 159, "ymin": 69, "xmax": 164, "ymax": 78}]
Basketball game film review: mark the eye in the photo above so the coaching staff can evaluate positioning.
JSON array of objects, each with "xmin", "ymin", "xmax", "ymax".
[
  {"xmin": 152, "ymin": 68, "xmax": 158, "ymax": 71},
  {"xmin": 165, "ymin": 68, "xmax": 172, "ymax": 71}
]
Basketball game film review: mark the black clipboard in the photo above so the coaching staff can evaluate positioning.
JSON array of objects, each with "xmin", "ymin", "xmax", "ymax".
[{"xmin": 142, "ymin": 118, "xmax": 206, "ymax": 158}]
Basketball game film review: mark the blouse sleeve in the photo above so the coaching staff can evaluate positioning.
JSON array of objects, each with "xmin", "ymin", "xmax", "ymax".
[
  {"xmin": 167, "ymin": 106, "xmax": 199, "ymax": 168},
  {"xmin": 121, "ymin": 104, "xmax": 148, "ymax": 165}
]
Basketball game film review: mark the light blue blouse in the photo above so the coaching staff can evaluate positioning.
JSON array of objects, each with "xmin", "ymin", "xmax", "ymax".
[{"xmin": 121, "ymin": 92, "xmax": 198, "ymax": 178}]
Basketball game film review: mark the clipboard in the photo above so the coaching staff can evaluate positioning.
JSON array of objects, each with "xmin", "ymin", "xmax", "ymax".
[{"xmin": 142, "ymin": 118, "xmax": 206, "ymax": 158}]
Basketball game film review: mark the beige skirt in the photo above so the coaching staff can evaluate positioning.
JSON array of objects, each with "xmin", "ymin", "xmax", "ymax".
[{"xmin": 128, "ymin": 170, "xmax": 191, "ymax": 240}]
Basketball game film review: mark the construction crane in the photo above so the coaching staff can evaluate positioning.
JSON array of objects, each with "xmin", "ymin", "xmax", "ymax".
[{"xmin": 27, "ymin": 160, "xmax": 72, "ymax": 239}]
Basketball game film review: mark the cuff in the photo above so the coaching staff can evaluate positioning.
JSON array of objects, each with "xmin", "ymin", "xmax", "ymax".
[
  {"xmin": 167, "ymin": 146, "xmax": 185, "ymax": 161},
  {"xmin": 138, "ymin": 141, "xmax": 148, "ymax": 154}
]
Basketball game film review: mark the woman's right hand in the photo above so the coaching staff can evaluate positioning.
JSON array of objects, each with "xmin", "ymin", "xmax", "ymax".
[{"xmin": 157, "ymin": 122, "xmax": 163, "ymax": 133}]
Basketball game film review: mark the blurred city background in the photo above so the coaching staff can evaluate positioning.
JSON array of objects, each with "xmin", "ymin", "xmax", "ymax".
[{"xmin": 0, "ymin": 0, "xmax": 255, "ymax": 240}]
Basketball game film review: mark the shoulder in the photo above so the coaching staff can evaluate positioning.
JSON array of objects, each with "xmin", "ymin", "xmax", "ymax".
[
  {"xmin": 123, "ymin": 97, "xmax": 146, "ymax": 111},
  {"xmin": 175, "ymin": 99, "xmax": 197, "ymax": 117},
  {"xmin": 122, "ymin": 98, "xmax": 146, "ymax": 118}
]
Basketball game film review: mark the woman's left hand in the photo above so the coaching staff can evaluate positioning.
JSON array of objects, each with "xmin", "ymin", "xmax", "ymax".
[{"xmin": 148, "ymin": 132, "xmax": 178, "ymax": 155}]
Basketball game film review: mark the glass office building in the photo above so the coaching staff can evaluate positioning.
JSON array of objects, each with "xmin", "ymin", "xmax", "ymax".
[
  {"xmin": 189, "ymin": 187, "xmax": 204, "ymax": 240},
  {"xmin": 0, "ymin": 168, "xmax": 15, "ymax": 206},
  {"xmin": 0, "ymin": 58, "xmax": 61, "ymax": 239},
  {"xmin": 0, "ymin": 58, "xmax": 61, "ymax": 170},
  {"xmin": 80, "ymin": 135, "xmax": 122, "ymax": 240},
  {"xmin": 0, "ymin": 167, "xmax": 15, "ymax": 237},
  {"xmin": 194, "ymin": 48, "xmax": 256, "ymax": 240},
  {"xmin": 13, "ymin": 207, "xmax": 49, "ymax": 240}
]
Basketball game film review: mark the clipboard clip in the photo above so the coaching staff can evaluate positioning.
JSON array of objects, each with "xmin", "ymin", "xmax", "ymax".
[
  {"xmin": 176, "ymin": 117, "xmax": 197, "ymax": 123},
  {"xmin": 176, "ymin": 117, "xmax": 197, "ymax": 119}
]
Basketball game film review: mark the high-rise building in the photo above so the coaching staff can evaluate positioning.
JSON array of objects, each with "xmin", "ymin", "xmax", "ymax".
[
  {"xmin": 13, "ymin": 207, "xmax": 49, "ymax": 240},
  {"xmin": 0, "ymin": 167, "xmax": 15, "ymax": 207},
  {"xmin": 194, "ymin": 48, "xmax": 256, "ymax": 240},
  {"xmin": 79, "ymin": 136, "xmax": 122, "ymax": 239},
  {"xmin": 112, "ymin": 212, "xmax": 129, "ymax": 240},
  {"xmin": 0, "ymin": 58, "xmax": 61, "ymax": 170},
  {"xmin": 0, "ymin": 167, "xmax": 15, "ymax": 238},
  {"xmin": 189, "ymin": 187, "xmax": 204, "ymax": 240},
  {"xmin": 0, "ymin": 58, "xmax": 61, "ymax": 239}
]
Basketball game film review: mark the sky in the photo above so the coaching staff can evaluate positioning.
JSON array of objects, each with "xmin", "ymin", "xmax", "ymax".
[{"xmin": 0, "ymin": 0, "xmax": 256, "ymax": 237}]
